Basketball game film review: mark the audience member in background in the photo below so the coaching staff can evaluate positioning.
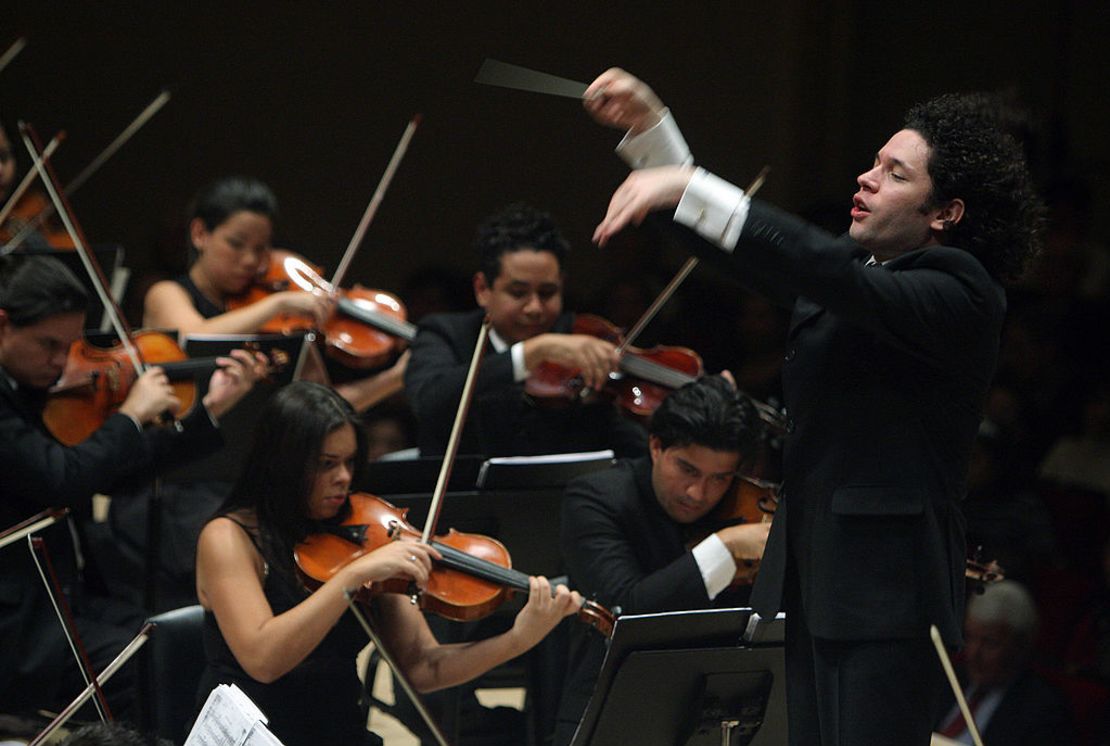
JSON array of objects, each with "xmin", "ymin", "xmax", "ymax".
[{"xmin": 933, "ymin": 580, "xmax": 1075, "ymax": 745}]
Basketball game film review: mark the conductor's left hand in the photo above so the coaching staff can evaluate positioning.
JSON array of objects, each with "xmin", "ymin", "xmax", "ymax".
[{"xmin": 594, "ymin": 165, "xmax": 695, "ymax": 247}]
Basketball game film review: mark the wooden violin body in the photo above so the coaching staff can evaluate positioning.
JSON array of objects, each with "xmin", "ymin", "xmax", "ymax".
[
  {"xmin": 0, "ymin": 191, "xmax": 76, "ymax": 249},
  {"xmin": 227, "ymin": 249, "xmax": 415, "ymax": 369},
  {"xmin": 42, "ymin": 330, "xmax": 197, "ymax": 446},
  {"xmin": 295, "ymin": 492, "xmax": 616, "ymax": 636},
  {"xmin": 526, "ymin": 313, "xmax": 704, "ymax": 417}
]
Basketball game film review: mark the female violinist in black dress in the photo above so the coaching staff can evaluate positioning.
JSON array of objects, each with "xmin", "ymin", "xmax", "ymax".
[{"xmin": 194, "ymin": 381, "xmax": 580, "ymax": 745}]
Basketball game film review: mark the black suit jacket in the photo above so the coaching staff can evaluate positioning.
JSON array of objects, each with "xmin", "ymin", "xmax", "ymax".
[
  {"xmin": 556, "ymin": 457, "xmax": 747, "ymax": 737},
  {"xmin": 0, "ymin": 374, "xmax": 222, "ymax": 705},
  {"xmin": 654, "ymin": 200, "xmax": 1005, "ymax": 645},
  {"xmin": 404, "ymin": 309, "xmax": 647, "ymax": 458}
]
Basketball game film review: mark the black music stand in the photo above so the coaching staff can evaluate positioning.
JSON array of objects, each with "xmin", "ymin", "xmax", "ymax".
[
  {"xmin": 474, "ymin": 450, "xmax": 616, "ymax": 489},
  {"xmin": 170, "ymin": 331, "xmax": 307, "ymax": 482},
  {"xmin": 570, "ymin": 608, "xmax": 787, "ymax": 746}
]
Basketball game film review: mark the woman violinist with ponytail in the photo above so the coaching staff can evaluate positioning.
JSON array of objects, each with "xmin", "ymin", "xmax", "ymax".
[
  {"xmin": 194, "ymin": 381, "xmax": 580, "ymax": 745},
  {"xmin": 142, "ymin": 177, "xmax": 408, "ymax": 412}
]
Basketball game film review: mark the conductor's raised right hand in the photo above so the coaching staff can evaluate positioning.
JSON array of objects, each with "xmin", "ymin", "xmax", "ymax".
[
  {"xmin": 524, "ymin": 332, "xmax": 620, "ymax": 391},
  {"xmin": 119, "ymin": 366, "xmax": 180, "ymax": 426},
  {"xmin": 584, "ymin": 68, "xmax": 666, "ymax": 136}
]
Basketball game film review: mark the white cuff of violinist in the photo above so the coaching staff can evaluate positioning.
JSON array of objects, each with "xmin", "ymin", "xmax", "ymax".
[
  {"xmin": 488, "ymin": 326, "xmax": 529, "ymax": 382},
  {"xmin": 692, "ymin": 532, "xmax": 738, "ymax": 600}
]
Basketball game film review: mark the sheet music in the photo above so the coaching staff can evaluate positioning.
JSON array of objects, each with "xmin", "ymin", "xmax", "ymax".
[{"xmin": 184, "ymin": 683, "xmax": 283, "ymax": 746}]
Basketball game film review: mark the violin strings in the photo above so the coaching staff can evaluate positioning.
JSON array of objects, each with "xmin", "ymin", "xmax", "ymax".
[{"xmin": 431, "ymin": 542, "xmax": 531, "ymax": 591}]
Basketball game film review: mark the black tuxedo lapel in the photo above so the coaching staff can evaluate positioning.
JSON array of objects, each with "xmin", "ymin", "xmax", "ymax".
[{"xmin": 788, "ymin": 297, "xmax": 824, "ymax": 338}]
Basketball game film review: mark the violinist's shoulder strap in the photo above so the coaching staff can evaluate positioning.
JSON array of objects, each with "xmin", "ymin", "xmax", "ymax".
[
  {"xmin": 215, "ymin": 512, "xmax": 272, "ymax": 580},
  {"xmin": 216, "ymin": 512, "xmax": 263, "ymax": 552}
]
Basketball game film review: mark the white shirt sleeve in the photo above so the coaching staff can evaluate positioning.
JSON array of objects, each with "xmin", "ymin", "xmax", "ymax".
[
  {"xmin": 675, "ymin": 168, "xmax": 751, "ymax": 253},
  {"xmin": 615, "ymin": 111, "xmax": 749, "ymax": 252},
  {"xmin": 616, "ymin": 109, "xmax": 693, "ymax": 169},
  {"xmin": 509, "ymin": 342, "xmax": 528, "ymax": 382},
  {"xmin": 690, "ymin": 532, "xmax": 738, "ymax": 600}
]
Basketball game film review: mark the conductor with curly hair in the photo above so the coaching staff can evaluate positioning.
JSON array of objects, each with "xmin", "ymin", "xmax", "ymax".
[{"xmin": 581, "ymin": 70, "xmax": 1044, "ymax": 746}]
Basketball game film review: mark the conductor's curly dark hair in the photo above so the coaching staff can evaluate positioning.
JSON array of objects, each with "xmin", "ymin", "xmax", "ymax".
[
  {"xmin": 475, "ymin": 203, "xmax": 569, "ymax": 285},
  {"xmin": 905, "ymin": 93, "xmax": 1044, "ymax": 282}
]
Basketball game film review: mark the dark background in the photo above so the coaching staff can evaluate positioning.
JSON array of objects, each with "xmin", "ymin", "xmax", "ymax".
[{"xmin": 3, "ymin": 1, "xmax": 1107, "ymax": 316}]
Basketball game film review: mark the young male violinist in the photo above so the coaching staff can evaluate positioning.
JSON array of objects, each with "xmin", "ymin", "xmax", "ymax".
[
  {"xmin": 555, "ymin": 375, "xmax": 771, "ymax": 744},
  {"xmin": 405, "ymin": 202, "xmax": 647, "ymax": 457},
  {"xmin": 0, "ymin": 256, "xmax": 262, "ymax": 717}
]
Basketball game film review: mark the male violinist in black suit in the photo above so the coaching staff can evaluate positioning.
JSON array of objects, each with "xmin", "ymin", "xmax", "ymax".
[
  {"xmin": 0, "ymin": 256, "xmax": 262, "ymax": 717},
  {"xmin": 555, "ymin": 375, "xmax": 771, "ymax": 745},
  {"xmin": 581, "ymin": 70, "xmax": 1043, "ymax": 745},
  {"xmin": 405, "ymin": 202, "xmax": 646, "ymax": 458}
]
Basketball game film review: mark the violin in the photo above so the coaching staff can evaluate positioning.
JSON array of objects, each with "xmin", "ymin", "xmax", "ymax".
[
  {"xmin": 227, "ymin": 248, "xmax": 416, "ymax": 370},
  {"xmin": 682, "ymin": 474, "xmax": 780, "ymax": 587},
  {"xmin": 526, "ymin": 313, "xmax": 704, "ymax": 417},
  {"xmin": 42, "ymin": 332, "xmax": 285, "ymax": 446},
  {"xmin": 295, "ymin": 492, "xmax": 616, "ymax": 636},
  {"xmin": 0, "ymin": 190, "xmax": 76, "ymax": 249}
]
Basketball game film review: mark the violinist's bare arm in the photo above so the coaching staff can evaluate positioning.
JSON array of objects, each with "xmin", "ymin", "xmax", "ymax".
[
  {"xmin": 375, "ymin": 576, "xmax": 582, "ymax": 693},
  {"xmin": 142, "ymin": 280, "xmax": 333, "ymax": 338},
  {"xmin": 196, "ymin": 519, "xmax": 436, "ymax": 684},
  {"xmin": 521, "ymin": 333, "xmax": 619, "ymax": 390}
]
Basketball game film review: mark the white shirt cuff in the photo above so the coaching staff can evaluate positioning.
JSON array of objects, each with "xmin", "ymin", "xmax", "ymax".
[
  {"xmin": 675, "ymin": 167, "xmax": 750, "ymax": 252},
  {"xmin": 617, "ymin": 109, "xmax": 693, "ymax": 169},
  {"xmin": 691, "ymin": 532, "xmax": 738, "ymax": 600},
  {"xmin": 510, "ymin": 342, "xmax": 528, "ymax": 382}
]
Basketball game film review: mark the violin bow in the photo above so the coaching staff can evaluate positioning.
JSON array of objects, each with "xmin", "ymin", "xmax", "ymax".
[
  {"xmin": 421, "ymin": 319, "xmax": 491, "ymax": 544},
  {"xmin": 330, "ymin": 115, "xmax": 420, "ymax": 289},
  {"xmin": 19, "ymin": 121, "xmax": 146, "ymax": 376},
  {"xmin": 3, "ymin": 90, "xmax": 171, "ymax": 252},
  {"xmin": 610, "ymin": 166, "xmax": 788, "ymax": 431},
  {"xmin": 343, "ymin": 592, "xmax": 451, "ymax": 746},
  {"xmin": 28, "ymin": 535, "xmax": 113, "ymax": 723},
  {"xmin": 0, "ymin": 507, "xmax": 68, "ymax": 551},
  {"xmin": 28, "ymin": 623, "xmax": 153, "ymax": 746},
  {"xmin": 0, "ymin": 132, "xmax": 63, "ymax": 233},
  {"xmin": 0, "ymin": 37, "xmax": 26, "ymax": 76},
  {"xmin": 929, "ymin": 625, "xmax": 985, "ymax": 746},
  {"xmin": 617, "ymin": 165, "xmax": 770, "ymax": 356}
]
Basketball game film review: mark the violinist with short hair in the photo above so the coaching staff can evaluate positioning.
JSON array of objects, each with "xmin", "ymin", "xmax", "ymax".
[
  {"xmin": 194, "ymin": 381, "xmax": 581, "ymax": 746},
  {"xmin": 555, "ymin": 375, "xmax": 770, "ymax": 744},
  {"xmin": 0, "ymin": 255, "xmax": 262, "ymax": 716},
  {"xmin": 405, "ymin": 202, "xmax": 647, "ymax": 457}
]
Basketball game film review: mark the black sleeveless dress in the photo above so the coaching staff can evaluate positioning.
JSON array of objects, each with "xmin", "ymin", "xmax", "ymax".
[
  {"xmin": 173, "ymin": 273, "xmax": 224, "ymax": 320},
  {"xmin": 195, "ymin": 518, "xmax": 380, "ymax": 745}
]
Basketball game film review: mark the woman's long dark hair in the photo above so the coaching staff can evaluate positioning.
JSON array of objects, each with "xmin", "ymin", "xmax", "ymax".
[{"xmin": 218, "ymin": 381, "xmax": 367, "ymax": 578}]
